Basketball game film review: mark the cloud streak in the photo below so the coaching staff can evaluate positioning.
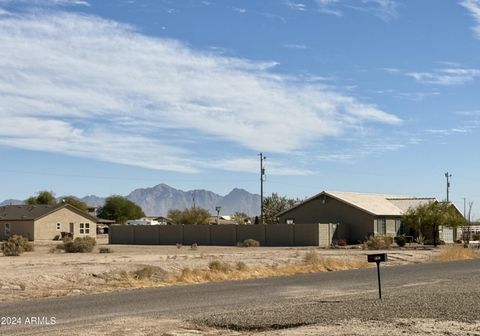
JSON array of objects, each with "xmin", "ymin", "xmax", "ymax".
[
  {"xmin": 406, "ymin": 68, "xmax": 480, "ymax": 85},
  {"xmin": 461, "ymin": 0, "xmax": 480, "ymax": 39},
  {"xmin": 314, "ymin": 0, "xmax": 398, "ymax": 20},
  {"xmin": 0, "ymin": 11, "xmax": 399, "ymax": 174}
]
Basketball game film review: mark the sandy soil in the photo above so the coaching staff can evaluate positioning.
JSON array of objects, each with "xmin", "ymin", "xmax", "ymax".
[
  {"xmin": 0, "ymin": 235, "xmax": 440, "ymax": 302},
  {"xmin": 42, "ymin": 317, "xmax": 480, "ymax": 336}
]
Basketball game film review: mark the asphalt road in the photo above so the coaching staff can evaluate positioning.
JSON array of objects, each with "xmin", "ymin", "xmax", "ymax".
[{"xmin": 1, "ymin": 259, "xmax": 479, "ymax": 334}]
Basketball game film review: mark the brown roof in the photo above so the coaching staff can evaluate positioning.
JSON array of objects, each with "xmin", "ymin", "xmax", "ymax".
[{"xmin": 0, "ymin": 203, "xmax": 98, "ymax": 222}]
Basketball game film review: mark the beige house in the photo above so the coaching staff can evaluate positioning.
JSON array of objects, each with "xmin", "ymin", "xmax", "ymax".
[
  {"xmin": 277, "ymin": 191, "xmax": 439, "ymax": 243},
  {"xmin": 0, "ymin": 203, "xmax": 98, "ymax": 241}
]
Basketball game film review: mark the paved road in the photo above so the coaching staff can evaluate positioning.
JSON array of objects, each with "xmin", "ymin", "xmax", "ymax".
[{"xmin": 1, "ymin": 259, "xmax": 479, "ymax": 334}]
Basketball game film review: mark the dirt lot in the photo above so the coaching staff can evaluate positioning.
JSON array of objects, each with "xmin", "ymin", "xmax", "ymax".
[{"xmin": 0, "ymin": 235, "xmax": 442, "ymax": 302}]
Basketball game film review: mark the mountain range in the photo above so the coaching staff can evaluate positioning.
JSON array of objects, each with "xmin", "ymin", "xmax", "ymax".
[{"xmin": 0, "ymin": 184, "xmax": 261, "ymax": 216}]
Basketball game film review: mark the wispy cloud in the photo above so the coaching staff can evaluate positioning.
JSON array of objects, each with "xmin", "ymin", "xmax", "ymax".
[
  {"xmin": 0, "ymin": 12, "xmax": 399, "ymax": 174},
  {"xmin": 315, "ymin": 0, "xmax": 399, "ymax": 20},
  {"xmin": 283, "ymin": 43, "xmax": 308, "ymax": 49},
  {"xmin": 406, "ymin": 68, "xmax": 480, "ymax": 85},
  {"xmin": 285, "ymin": 1, "xmax": 307, "ymax": 11},
  {"xmin": 0, "ymin": 0, "xmax": 90, "ymax": 6},
  {"xmin": 461, "ymin": 0, "xmax": 480, "ymax": 39}
]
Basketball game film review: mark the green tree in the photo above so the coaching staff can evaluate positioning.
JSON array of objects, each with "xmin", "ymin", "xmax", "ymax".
[
  {"xmin": 60, "ymin": 196, "xmax": 88, "ymax": 211},
  {"xmin": 26, "ymin": 190, "xmax": 56, "ymax": 205},
  {"xmin": 402, "ymin": 201, "xmax": 466, "ymax": 247},
  {"xmin": 167, "ymin": 207, "xmax": 211, "ymax": 225},
  {"xmin": 232, "ymin": 211, "xmax": 250, "ymax": 224},
  {"xmin": 97, "ymin": 195, "xmax": 145, "ymax": 224},
  {"xmin": 263, "ymin": 193, "xmax": 299, "ymax": 224}
]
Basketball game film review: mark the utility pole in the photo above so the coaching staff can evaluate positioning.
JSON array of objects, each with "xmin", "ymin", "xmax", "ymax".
[
  {"xmin": 192, "ymin": 191, "xmax": 196, "ymax": 209},
  {"xmin": 445, "ymin": 172, "xmax": 452, "ymax": 202},
  {"xmin": 259, "ymin": 153, "xmax": 266, "ymax": 225},
  {"xmin": 462, "ymin": 197, "xmax": 466, "ymax": 219}
]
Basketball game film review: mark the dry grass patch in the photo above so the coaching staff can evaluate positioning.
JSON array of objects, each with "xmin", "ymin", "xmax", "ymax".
[
  {"xmin": 166, "ymin": 251, "xmax": 369, "ymax": 284},
  {"xmin": 432, "ymin": 245, "xmax": 480, "ymax": 262}
]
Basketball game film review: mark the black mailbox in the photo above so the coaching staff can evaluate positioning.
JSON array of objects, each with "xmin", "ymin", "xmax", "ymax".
[{"xmin": 368, "ymin": 253, "xmax": 387, "ymax": 263}]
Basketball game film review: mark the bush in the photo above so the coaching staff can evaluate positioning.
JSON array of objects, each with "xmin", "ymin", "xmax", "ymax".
[
  {"xmin": 133, "ymin": 266, "xmax": 155, "ymax": 280},
  {"xmin": 336, "ymin": 239, "xmax": 347, "ymax": 247},
  {"xmin": 1, "ymin": 235, "xmax": 33, "ymax": 256},
  {"xmin": 304, "ymin": 250, "xmax": 320, "ymax": 264},
  {"xmin": 394, "ymin": 236, "xmax": 407, "ymax": 247},
  {"xmin": 63, "ymin": 236, "xmax": 96, "ymax": 253},
  {"xmin": 208, "ymin": 260, "xmax": 232, "ymax": 273},
  {"xmin": 176, "ymin": 243, "xmax": 182, "ymax": 249},
  {"xmin": 98, "ymin": 247, "xmax": 113, "ymax": 253},
  {"xmin": 363, "ymin": 235, "xmax": 391, "ymax": 250},
  {"xmin": 191, "ymin": 243, "xmax": 198, "ymax": 250},
  {"xmin": 236, "ymin": 261, "xmax": 248, "ymax": 271},
  {"xmin": 424, "ymin": 239, "xmax": 445, "ymax": 246},
  {"xmin": 237, "ymin": 239, "xmax": 260, "ymax": 247}
]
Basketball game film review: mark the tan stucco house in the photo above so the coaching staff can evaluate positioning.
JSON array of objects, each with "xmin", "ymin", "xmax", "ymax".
[
  {"xmin": 0, "ymin": 203, "xmax": 98, "ymax": 241},
  {"xmin": 276, "ymin": 191, "xmax": 460, "ymax": 243}
]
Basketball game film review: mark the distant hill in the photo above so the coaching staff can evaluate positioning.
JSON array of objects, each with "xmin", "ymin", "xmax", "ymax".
[
  {"xmin": 0, "ymin": 199, "xmax": 24, "ymax": 206},
  {"xmin": 125, "ymin": 184, "xmax": 260, "ymax": 216},
  {"xmin": 1, "ymin": 184, "xmax": 261, "ymax": 216}
]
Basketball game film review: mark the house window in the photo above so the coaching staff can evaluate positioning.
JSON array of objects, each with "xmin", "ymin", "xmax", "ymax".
[
  {"xmin": 395, "ymin": 218, "xmax": 403, "ymax": 235},
  {"xmin": 5, "ymin": 223, "xmax": 11, "ymax": 236},
  {"xmin": 56, "ymin": 223, "xmax": 61, "ymax": 231},
  {"xmin": 285, "ymin": 218, "xmax": 295, "ymax": 224},
  {"xmin": 79, "ymin": 223, "xmax": 90, "ymax": 235},
  {"xmin": 377, "ymin": 218, "xmax": 386, "ymax": 235}
]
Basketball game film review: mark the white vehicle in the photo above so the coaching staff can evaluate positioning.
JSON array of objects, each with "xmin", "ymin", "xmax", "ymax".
[{"xmin": 126, "ymin": 220, "xmax": 161, "ymax": 226}]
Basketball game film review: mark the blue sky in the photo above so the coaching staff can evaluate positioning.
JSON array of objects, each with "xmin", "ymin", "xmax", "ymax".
[{"xmin": 0, "ymin": 0, "xmax": 479, "ymax": 219}]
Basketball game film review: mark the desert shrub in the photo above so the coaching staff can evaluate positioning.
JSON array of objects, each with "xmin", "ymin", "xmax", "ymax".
[
  {"xmin": 63, "ymin": 236, "xmax": 96, "ymax": 253},
  {"xmin": 415, "ymin": 234, "xmax": 425, "ymax": 244},
  {"xmin": 394, "ymin": 236, "xmax": 407, "ymax": 247},
  {"xmin": 176, "ymin": 243, "xmax": 182, "ymax": 249},
  {"xmin": 237, "ymin": 239, "xmax": 260, "ymax": 247},
  {"xmin": 98, "ymin": 247, "xmax": 113, "ymax": 253},
  {"xmin": 208, "ymin": 260, "xmax": 232, "ymax": 273},
  {"xmin": 363, "ymin": 235, "xmax": 391, "ymax": 250},
  {"xmin": 236, "ymin": 261, "xmax": 248, "ymax": 271},
  {"xmin": 49, "ymin": 245, "xmax": 64, "ymax": 254},
  {"xmin": 424, "ymin": 239, "xmax": 445, "ymax": 246},
  {"xmin": 1, "ymin": 235, "xmax": 33, "ymax": 256},
  {"xmin": 133, "ymin": 266, "xmax": 155, "ymax": 280},
  {"xmin": 336, "ymin": 239, "xmax": 347, "ymax": 247},
  {"xmin": 304, "ymin": 250, "xmax": 320, "ymax": 264},
  {"xmin": 191, "ymin": 243, "xmax": 198, "ymax": 250}
]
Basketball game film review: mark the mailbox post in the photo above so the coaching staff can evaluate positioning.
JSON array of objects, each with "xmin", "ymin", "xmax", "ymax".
[{"xmin": 367, "ymin": 253, "xmax": 387, "ymax": 299}]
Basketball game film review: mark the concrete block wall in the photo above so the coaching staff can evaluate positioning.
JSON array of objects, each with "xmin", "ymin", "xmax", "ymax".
[
  {"xmin": 236, "ymin": 225, "xmax": 266, "ymax": 245},
  {"xmin": 294, "ymin": 224, "xmax": 319, "ymax": 246},
  {"xmin": 134, "ymin": 225, "xmax": 159, "ymax": 245},
  {"xmin": 183, "ymin": 225, "xmax": 211, "ymax": 245},
  {"xmin": 109, "ymin": 224, "xmax": 323, "ymax": 246},
  {"xmin": 210, "ymin": 225, "xmax": 237, "ymax": 246},
  {"xmin": 265, "ymin": 224, "xmax": 294, "ymax": 246},
  {"xmin": 158, "ymin": 225, "xmax": 183, "ymax": 245}
]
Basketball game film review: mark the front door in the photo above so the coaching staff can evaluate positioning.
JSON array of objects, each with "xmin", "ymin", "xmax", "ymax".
[{"xmin": 69, "ymin": 223, "xmax": 74, "ymax": 234}]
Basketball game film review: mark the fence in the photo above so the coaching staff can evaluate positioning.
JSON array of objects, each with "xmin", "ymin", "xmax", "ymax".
[{"xmin": 109, "ymin": 223, "xmax": 337, "ymax": 247}]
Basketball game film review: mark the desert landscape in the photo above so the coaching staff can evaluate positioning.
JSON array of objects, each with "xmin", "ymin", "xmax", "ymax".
[{"xmin": 0, "ymin": 235, "xmax": 469, "ymax": 302}]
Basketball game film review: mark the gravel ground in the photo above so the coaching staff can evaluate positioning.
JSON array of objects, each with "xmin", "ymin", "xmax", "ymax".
[{"xmin": 194, "ymin": 275, "xmax": 480, "ymax": 332}]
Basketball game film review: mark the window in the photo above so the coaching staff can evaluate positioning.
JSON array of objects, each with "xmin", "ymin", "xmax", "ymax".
[
  {"xmin": 5, "ymin": 223, "xmax": 11, "ymax": 236},
  {"xmin": 56, "ymin": 223, "xmax": 61, "ymax": 231},
  {"xmin": 79, "ymin": 223, "xmax": 90, "ymax": 235},
  {"xmin": 376, "ymin": 218, "xmax": 386, "ymax": 235},
  {"xmin": 285, "ymin": 218, "xmax": 295, "ymax": 224},
  {"xmin": 395, "ymin": 218, "xmax": 403, "ymax": 235}
]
